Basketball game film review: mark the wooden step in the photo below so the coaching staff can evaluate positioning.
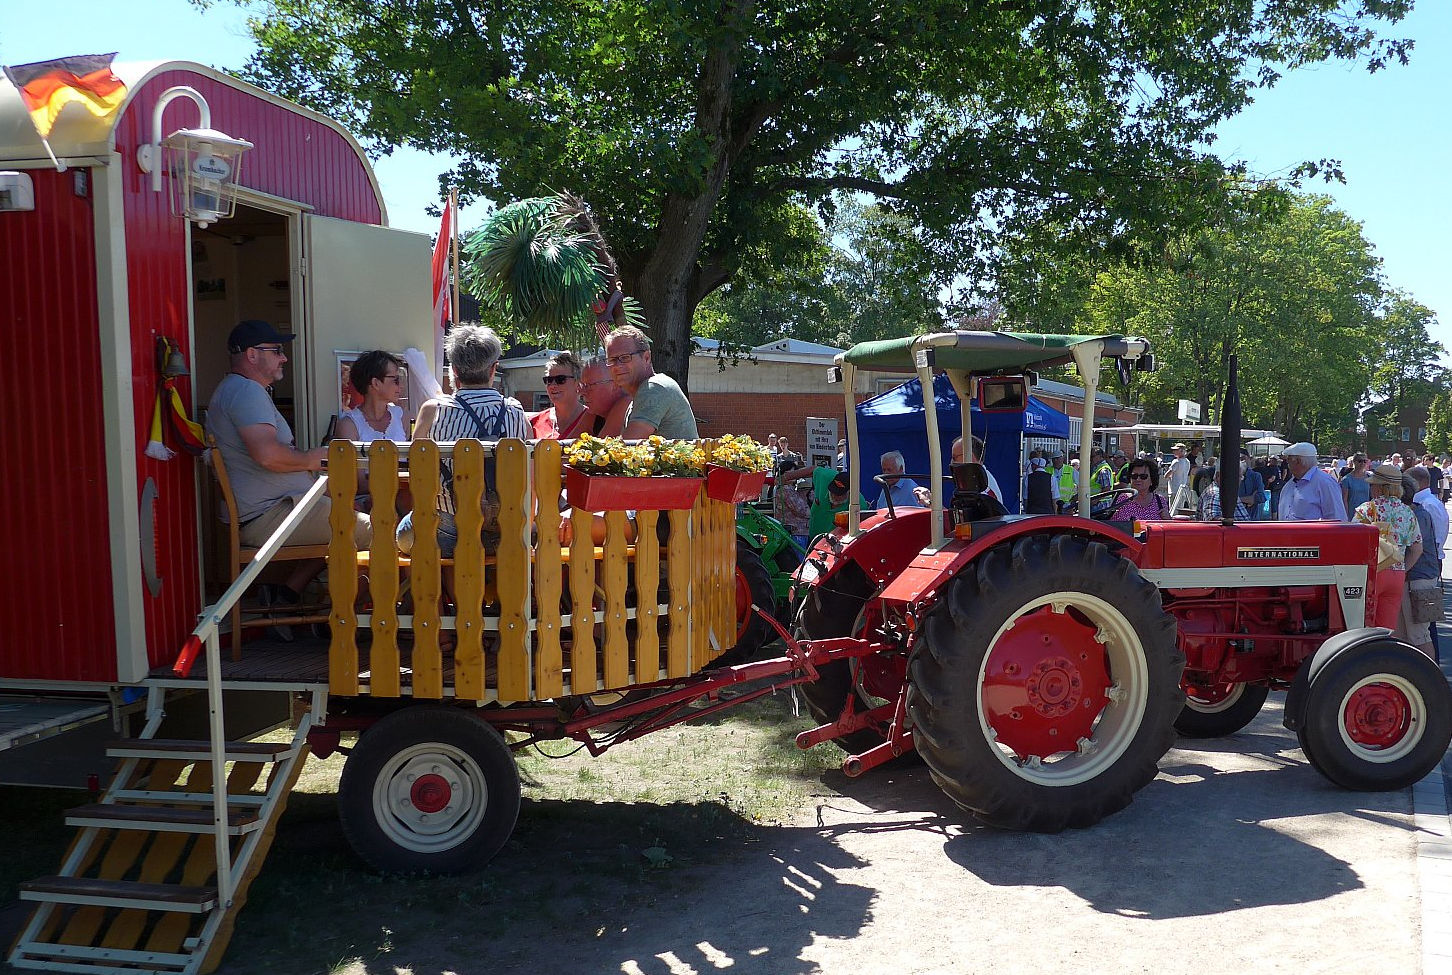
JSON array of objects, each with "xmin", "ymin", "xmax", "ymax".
[
  {"xmin": 65, "ymin": 802, "xmax": 261, "ymax": 833},
  {"xmin": 105, "ymin": 738, "xmax": 293, "ymax": 762},
  {"xmin": 12, "ymin": 940, "xmax": 196, "ymax": 970},
  {"xmin": 19, "ymin": 876, "xmax": 218, "ymax": 913}
]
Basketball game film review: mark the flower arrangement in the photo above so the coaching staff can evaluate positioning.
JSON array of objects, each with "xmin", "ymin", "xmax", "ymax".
[
  {"xmin": 562, "ymin": 433, "xmax": 706, "ymax": 478},
  {"xmin": 708, "ymin": 435, "xmax": 772, "ymax": 473}
]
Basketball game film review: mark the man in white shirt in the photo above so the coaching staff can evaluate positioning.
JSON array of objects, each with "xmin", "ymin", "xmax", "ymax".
[
  {"xmin": 1411, "ymin": 466, "xmax": 1449, "ymax": 559},
  {"xmin": 1166, "ymin": 442, "xmax": 1191, "ymax": 499},
  {"xmin": 1278, "ymin": 441, "xmax": 1348, "ymax": 521}
]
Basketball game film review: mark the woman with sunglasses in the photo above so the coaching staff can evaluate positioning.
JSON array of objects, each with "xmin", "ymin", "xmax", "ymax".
[
  {"xmin": 1113, "ymin": 456, "xmax": 1171, "ymax": 521},
  {"xmin": 336, "ymin": 350, "xmax": 409, "ymax": 444},
  {"xmin": 529, "ymin": 350, "xmax": 595, "ymax": 440}
]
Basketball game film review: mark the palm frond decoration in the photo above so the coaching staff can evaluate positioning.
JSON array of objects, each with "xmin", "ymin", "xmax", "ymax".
[{"xmin": 460, "ymin": 191, "xmax": 639, "ymax": 352}]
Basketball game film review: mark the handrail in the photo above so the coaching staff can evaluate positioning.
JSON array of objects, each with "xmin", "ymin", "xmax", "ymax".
[{"xmin": 171, "ymin": 473, "xmax": 330, "ymax": 910}]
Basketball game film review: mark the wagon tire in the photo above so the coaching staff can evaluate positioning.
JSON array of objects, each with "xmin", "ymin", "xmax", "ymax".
[
  {"xmin": 712, "ymin": 543, "xmax": 778, "ymax": 668},
  {"xmin": 795, "ymin": 563, "xmax": 891, "ymax": 755},
  {"xmin": 1298, "ymin": 642, "xmax": 1452, "ymax": 791},
  {"xmin": 1175, "ymin": 681, "xmax": 1270, "ymax": 738},
  {"xmin": 339, "ymin": 705, "xmax": 520, "ymax": 874},
  {"xmin": 907, "ymin": 533, "xmax": 1184, "ymax": 832}
]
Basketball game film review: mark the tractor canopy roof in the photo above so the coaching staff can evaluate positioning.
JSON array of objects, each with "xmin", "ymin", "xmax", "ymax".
[{"xmin": 840, "ymin": 330, "xmax": 1147, "ymax": 374}]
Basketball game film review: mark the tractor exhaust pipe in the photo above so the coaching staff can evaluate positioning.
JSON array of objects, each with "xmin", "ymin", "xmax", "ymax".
[{"xmin": 1220, "ymin": 353, "xmax": 1241, "ymax": 526}]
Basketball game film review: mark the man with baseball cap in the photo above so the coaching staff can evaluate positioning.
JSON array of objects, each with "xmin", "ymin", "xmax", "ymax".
[
  {"xmin": 207, "ymin": 320, "xmax": 371, "ymax": 616},
  {"xmin": 809, "ymin": 468, "xmax": 866, "ymax": 539},
  {"xmin": 1166, "ymin": 442, "xmax": 1191, "ymax": 500},
  {"xmin": 1277, "ymin": 441, "xmax": 1347, "ymax": 521}
]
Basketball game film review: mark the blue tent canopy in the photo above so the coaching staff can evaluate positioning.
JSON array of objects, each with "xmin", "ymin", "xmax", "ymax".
[{"xmin": 854, "ymin": 374, "xmax": 1070, "ymax": 512}]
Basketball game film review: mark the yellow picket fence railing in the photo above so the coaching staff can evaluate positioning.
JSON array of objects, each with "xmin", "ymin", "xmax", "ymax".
[{"xmin": 324, "ymin": 439, "xmax": 738, "ymax": 704}]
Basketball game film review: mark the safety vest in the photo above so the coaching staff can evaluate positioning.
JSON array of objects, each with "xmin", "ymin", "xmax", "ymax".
[
  {"xmin": 1092, "ymin": 462, "xmax": 1114, "ymax": 490},
  {"xmin": 1055, "ymin": 465, "xmax": 1076, "ymax": 499}
]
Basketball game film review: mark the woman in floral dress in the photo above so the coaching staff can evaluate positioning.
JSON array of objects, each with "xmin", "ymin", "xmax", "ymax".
[{"xmin": 1353, "ymin": 463, "xmax": 1423, "ymax": 630}]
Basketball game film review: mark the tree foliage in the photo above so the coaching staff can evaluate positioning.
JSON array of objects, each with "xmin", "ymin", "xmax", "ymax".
[
  {"xmin": 228, "ymin": 0, "xmax": 1413, "ymax": 386},
  {"xmin": 999, "ymin": 188, "xmax": 1448, "ymax": 450}
]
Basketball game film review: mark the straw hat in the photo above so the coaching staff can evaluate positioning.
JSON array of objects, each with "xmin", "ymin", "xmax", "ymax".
[{"xmin": 1369, "ymin": 463, "xmax": 1403, "ymax": 487}]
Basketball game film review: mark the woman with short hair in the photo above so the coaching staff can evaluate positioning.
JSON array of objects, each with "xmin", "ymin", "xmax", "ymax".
[
  {"xmin": 528, "ymin": 350, "xmax": 594, "ymax": 440},
  {"xmin": 1112, "ymin": 457, "xmax": 1170, "ymax": 521}
]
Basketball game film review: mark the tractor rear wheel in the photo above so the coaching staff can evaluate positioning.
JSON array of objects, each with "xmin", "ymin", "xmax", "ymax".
[
  {"xmin": 795, "ymin": 563, "xmax": 895, "ymax": 755},
  {"xmin": 907, "ymin": 534, "xmax": 1184, "ymax": 832},
  {"xmin": 1297, "ymin": 641, "xmax": 1452, "ymax": 791},
  {"xmin": 1174, "ymin": 681, "xmax": 1270, "ymax": 738}
]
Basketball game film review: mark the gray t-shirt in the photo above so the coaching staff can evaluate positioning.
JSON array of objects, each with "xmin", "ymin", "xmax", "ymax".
[
  {"xmin": 625, "ymin": 372, "xmax": 698, "ymax": 440},
  {"xmin": 206, "ymin": 373, "xmax": 315, "ymax": 523}
]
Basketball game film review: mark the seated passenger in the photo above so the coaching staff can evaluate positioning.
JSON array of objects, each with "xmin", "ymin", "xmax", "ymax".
[{"xmin": 1114, "ymin": 458, "xmax": 1170, "ymax": 521}]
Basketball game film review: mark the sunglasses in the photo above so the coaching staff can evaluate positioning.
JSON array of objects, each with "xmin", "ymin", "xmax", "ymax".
[
  {"xmin": 1129, "ymin": 472, "xmax": 1150, "ymax": 481},
  {"xmin": 252, "ymin": 345, "xmax": 286, "ymax": 355},
  {"xmin": 605, "ymin": 349, "xmax": 646, "ymax": 367},
  {"xmin": 542, "ymin": 374, "xmax": 575, "ymax": 385}
]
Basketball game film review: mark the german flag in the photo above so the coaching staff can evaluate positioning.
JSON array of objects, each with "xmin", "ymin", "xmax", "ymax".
[{"xmin": 2, "ymin": 54, "xmax": 127, "ymax": 140}]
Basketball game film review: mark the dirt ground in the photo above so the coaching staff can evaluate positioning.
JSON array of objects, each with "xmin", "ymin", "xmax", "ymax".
[{"xmin": 206, "ymin": 695, "xmax": 1421, "ymax": 975}]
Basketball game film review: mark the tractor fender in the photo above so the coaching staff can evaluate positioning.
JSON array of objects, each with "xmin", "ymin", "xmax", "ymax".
[
  {"xmin": 1282, "ymin": 627, "xmax": 1396, "ymax": 732},
  {"xmin": 795, "ymin": 507, "xmax": 935, "ymax": 595},
  {"xmin": 735, "ymin": 524, "xmax": 765, "ymax": 553},
  {"xmin": 878, "ymin": 516, "xmax": 1141, "ymax": 611}
]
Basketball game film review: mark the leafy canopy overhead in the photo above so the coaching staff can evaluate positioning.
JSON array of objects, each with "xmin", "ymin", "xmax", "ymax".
[{"xmin": 229, "ymin": 0, "xmax": 1414, "ymax": 383}]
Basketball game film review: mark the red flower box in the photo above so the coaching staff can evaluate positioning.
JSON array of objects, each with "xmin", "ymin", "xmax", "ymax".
[
  {"xmin": 564, "ymin": 467, "xmax": 702, "ymax": 511},
  {"xmin": 705, "ymin": 465, "xmax": 768, "ymax": 503}
]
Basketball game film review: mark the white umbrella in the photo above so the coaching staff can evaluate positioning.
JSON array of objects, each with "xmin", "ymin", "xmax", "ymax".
[{"xmin": 1247, "ymin": 435, "xmax": 1289, "ymax": 446}]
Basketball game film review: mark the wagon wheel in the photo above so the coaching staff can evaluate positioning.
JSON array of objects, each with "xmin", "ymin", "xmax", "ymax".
[
  {"xmin": 339, "ymin": 705, "xmax": 520, "ymax": 873},
  {"xmin": 907, "ymin": 534, "xmax": 1184, "ymax": 831},
  {"xmin": 1174, "ymin": 680, "xmax": 1271, "ymax": 738},
  {"xmin": 795, "ymin": 562, "xmax": 904, "ymax": 755},
  {"xmin": 1297, "ymin": 641, "xmax": 1452, "ymax": 791}
]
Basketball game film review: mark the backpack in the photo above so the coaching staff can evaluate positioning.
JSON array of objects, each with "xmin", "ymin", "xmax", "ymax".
[{"xmin": 441, "ymin": 394, "xmax": 513, "ymax": 537}]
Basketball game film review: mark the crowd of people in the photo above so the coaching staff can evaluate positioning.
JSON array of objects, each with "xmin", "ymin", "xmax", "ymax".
[{"xmin": 205, "ymin": 320, "xmax": 698, "ymax": 639}]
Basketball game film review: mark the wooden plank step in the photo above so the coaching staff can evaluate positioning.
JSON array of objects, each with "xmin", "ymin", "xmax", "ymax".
[
  {"xmin": 65, "ymin": 803, "xmax": 260, "ymax": 833},
  {"xmin": 19, "ymin": 876, "xmax": 217, "ymax": 913},
  {"xmin": 105, "ymin": 738, "xmax": 292, "ymax": 761}
]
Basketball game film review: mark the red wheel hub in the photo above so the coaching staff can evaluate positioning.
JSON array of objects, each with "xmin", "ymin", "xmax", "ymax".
[
  {"xmin": 1342, "ymin": 682, "xmax": 1413, "ymax": 749},
  {"xmin": 1183, "ymin": 682, "xmax": 1236, "ymax": 706},
  {"xmin": 410, "ymin": 772, "xmax": 452, "ymax": 813},
  {"xmin": 983, "ymin": 605, "xmax": 1111, "ymax": 758}
]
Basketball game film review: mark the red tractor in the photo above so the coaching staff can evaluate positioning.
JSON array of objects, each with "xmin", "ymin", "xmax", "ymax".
[{"xmin": 792, "ymin": 330, "xmax": 1452, "ymax": 830}]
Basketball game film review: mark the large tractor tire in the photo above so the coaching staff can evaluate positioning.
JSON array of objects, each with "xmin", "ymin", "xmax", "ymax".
[
  {"xmin": 1297, "ymin": 640, "xmax": 1452, "ymax": 791},
  {"xmin": 711, "ymin": 542, "xmax": 778, "ymax": 669},
  {"xmin": 1174, "ymin": 681, "xmax": 1271, "ymax": 738},
  {"xmin": 795, "ymin": 562, "xmax": 898, "ymax": 755},
  {"xmin": 339, "ymin": 705, "xmax": 521, "ymax": 873},
  {"xmin": 907, "ymin": 534, "xmax": 1184, "ymax": 832}
]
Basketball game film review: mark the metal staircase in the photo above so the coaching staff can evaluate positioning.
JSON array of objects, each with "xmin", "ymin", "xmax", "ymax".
[
  {"xmin": 7, "ymin": 686, "xmax": 316, "ymax": 974},
  {"xmin": 9, "ymin": 483, "xmax": 334, "ymax": 974}
]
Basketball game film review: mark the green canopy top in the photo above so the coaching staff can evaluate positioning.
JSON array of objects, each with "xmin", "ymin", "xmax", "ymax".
[{"xmin": 840, "ymin": 331, "xmax": 1148, "ymax": 374}]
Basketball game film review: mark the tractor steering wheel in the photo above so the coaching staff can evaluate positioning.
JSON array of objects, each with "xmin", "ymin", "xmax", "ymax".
[{"xmin": 1063, "ymin": 488, "xmax": 1138, "ymax": 520}]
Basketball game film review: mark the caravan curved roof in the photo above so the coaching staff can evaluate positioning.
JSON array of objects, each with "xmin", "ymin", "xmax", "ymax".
[{"xmin": 0, "ymin": 59, "xmax": 386, "ymax": 222}]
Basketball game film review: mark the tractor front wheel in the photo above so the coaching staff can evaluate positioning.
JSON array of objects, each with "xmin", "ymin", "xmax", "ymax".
[
  {"xmin": 1298, "ymin": 642, "xmax": 1452, "ymax": 791},
  {"xmin": 1175, "ymin": 681, "xmax": 1270, "ymax": 738},
  {"xmin": 908, "ymin": 534, "xmax": 1184, "ymax": 831},
  {"xmin": 339, "ymin": 705, "xmax": 520, "ymax": 873}
]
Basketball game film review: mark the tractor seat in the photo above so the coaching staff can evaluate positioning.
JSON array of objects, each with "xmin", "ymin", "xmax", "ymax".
[{"xmin": 949, "ymin": 462, "xmax": 1009, "ymax": 522}]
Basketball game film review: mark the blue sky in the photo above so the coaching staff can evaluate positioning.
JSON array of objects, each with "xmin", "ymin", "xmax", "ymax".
[{"xmin": 4, "ymin": 0, "xmax": 1449, "ymax": 348}]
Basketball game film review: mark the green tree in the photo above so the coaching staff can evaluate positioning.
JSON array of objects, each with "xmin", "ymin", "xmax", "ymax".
[
  {"xmin": 230, "ymin": 0, "xmax": 1412, "ymax": 386},
  {"xmin": 1004, "ymin": 189, "xmax": 1390, "ymax": 444},
  {"xmin": 1425, "ymin": 390, "xmax": 1452, "ymax": 457}
]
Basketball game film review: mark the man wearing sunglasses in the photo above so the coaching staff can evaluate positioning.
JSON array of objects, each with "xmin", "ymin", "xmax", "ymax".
[
  {"xmin": 605, "ymin": 325, "xmax": 698, "ymax": 440},
  {"xmin": 207, "ymin": 320, "xmax": 371, "ymax": 611}
]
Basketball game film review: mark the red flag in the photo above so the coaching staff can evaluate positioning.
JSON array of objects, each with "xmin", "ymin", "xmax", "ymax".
[{"xmin": 431, "ymin": 196, "xmax": 454, "ymax": 374}]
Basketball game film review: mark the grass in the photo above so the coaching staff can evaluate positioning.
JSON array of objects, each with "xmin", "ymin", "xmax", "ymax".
[{"xmin": 0, "ymin": 690, "xmax": 849, "ymax": 975}]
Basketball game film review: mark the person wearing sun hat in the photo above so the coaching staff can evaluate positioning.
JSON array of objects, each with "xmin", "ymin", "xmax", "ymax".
[
  {"xmin": 1277, "ymin": 441, "xmax": 1347, "ymax": 521},
  {"xmin": 1352, "ymin": 463, "xmax": 1423, "ymax": 630},
  {"xmin": 1166, "ymin": 442, "xmax": 1191, "ymax": 499}
]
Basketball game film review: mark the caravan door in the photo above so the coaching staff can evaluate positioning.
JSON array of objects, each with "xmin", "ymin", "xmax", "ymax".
[{"xmin": 301, "ymin": 215, "xmax": 434, "ymax": 442}]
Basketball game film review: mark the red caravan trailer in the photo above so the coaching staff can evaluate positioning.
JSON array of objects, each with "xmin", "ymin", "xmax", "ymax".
[{"xmin": 0, "ymin": 61, "xmax": 433, "ymax": 749}]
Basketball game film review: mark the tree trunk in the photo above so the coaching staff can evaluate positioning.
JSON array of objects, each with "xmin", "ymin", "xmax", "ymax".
[{"xmin": 630, "ymin": 0, "xmax": 751, "ymax": 394}]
